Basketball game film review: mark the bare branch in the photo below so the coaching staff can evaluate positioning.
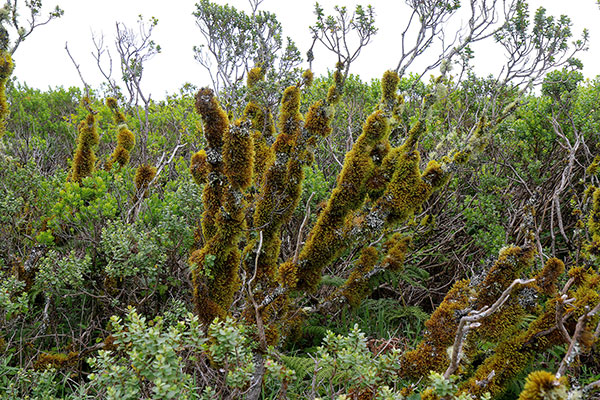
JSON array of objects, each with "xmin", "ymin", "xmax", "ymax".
[{"xmin": 444, "ymin": 278, "xmax": 535, "ymax": 378}]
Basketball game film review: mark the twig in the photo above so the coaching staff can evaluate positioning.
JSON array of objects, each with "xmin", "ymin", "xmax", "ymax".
[
  {"xmin": 556, "ymin": 300, "xmax": 600, "ymax": 379},
  {"xmin": 127, "ymin": 143, "xmax": 186, "ymax": 222},
  {"xmin": 65, "ymin": 42, "xmax": 91, "ymax": 98},
  {"xmin": 249, "ymin": 231, "xmax": 263, "ymax": 289},
  {"xmin": 293, "ymin": 192, "xmax": 314, "ymax": 264},
  {"xmin": 444, "ymin": 278, "xmax": 535, "ymax": 378}
]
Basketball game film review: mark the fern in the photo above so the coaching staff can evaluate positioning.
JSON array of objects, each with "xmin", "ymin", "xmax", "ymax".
[
  {"xmin": 368, "ymin": 265, "xmax": 430, "ymax": 290},
  {"xmin": 280, "ymin": 355, "xmax": 352, "ymax": 386},
  {"xmin": 302, "ymin": 323, "xmax": 329, "ymax": 340},
  {"xmin": 359, "ymin": 299, "xmax": 429, "ymax": 324},
  {"xmin": 319, "ymin": 274, "xmax": 346, "ymax": 288},
  {"xmin": 280, "ymin": 355, "xmax": 314, "ymax": 380}
]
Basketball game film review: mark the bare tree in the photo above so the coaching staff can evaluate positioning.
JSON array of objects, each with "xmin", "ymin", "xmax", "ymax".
[
  {"xmin": 0, "ymin": 0, "xmax": 63, "ymax": 55},
  {"xmin": 89, "ymin": 15, "xmax": 161, "ymax": 163}
]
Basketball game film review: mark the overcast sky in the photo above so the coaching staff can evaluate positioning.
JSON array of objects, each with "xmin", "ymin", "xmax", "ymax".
[{"xmin": 10, "ymin": 0, "xmax": 600, "ymax": 99}]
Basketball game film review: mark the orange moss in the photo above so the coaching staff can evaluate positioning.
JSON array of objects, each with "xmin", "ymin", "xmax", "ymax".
[
  {"xmin": 278, "ymin": 260, "xmax": 299, "ymax": 289},
  {"xmin": 247, "ymin": 66, "xmax": 264, "ymax": 88},
  {"xmin": 134, "ymin": 164, "xmax": 157, "ymax": 194},
  {"xmin": 278, "ymin": 86, "xmax": 302, "ymax": 136},
  {"xmin": 0, "ymin": 50, "xmax": 14, "ymax": 137},
  {"xmin": 534, "ymin": 257, "xmax": 565, "ymax": 296},
  {"xmin": 342, "ymin": 246, "xmax": 379, "ymax": 307},
  {"xmin": 190, "ymin": 246, "xmax": 241, "ymax": 323},
  {"xmin": 190, "ymin": 150, "xmax": 209, "ymax": 185},
  {"xmin": 195, "ymin": 87, "xmax": 228, "ymax": 149},
  {"xmin": 223, "ymin": 119, "xmax": 254, "ymax": 190},
  {"xmin": 382, "ymin": 234, "xmax": 410, "ymax": 271},
  {"xmin": 34, "ymin": 351, "xmax": 79, "ymax": 370},
  {"xmin": 70, "ymin": 113, "xmax": 99, "ymax": 182},
  {"xmin": 400, "ymin": 279, "xmax": 472, "ymax": 378}
]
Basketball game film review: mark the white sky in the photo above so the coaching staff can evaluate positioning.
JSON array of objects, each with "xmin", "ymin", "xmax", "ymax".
[{"xmin": 10, "ymin": 0, "xmax": 600, "ymax": 99}]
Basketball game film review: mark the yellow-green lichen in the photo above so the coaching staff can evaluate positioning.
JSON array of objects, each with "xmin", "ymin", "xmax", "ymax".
[
  {"xmin": 70, "ymin": 113, "xmax": 99, "ymax": 183},
  {"xmin": 247, "ymin": 66, "xmax": 264, "ymax": 88},
  {"xmin": 191, "ymin": 150, "xmax": 209, "ymax": 185},
  {"xmin": 0, "ymin": 50, "xmax": 14, "ymax": 137},
  {"xmin": 342, "ymin": 246, "xmax": 379, "ymax": 307},
  {"xmin": 296, "ymin": 109, "xmax": 390, "ymax": 291},
  {"xmin": 326, "ymin": 63, "xmax": 344, "ymax": 105},
  {"xmin": 534, "ymin": 257, "xmax": 565, "ymax": 296},
  {"xmin": 223, "ymin": 119, "xmax": 254, "ymax": 190},
  {"xmin": 106, "ymin": 123, "xmax": 135, "ymax": 170},
  {"xmin": 382, "ymin": 234, "xmax": 410, "ymax": 271},
  {"xmin": 134, "ymin": 164, "xmax": 157, "ymax": 198},
  {"xmin": 380, "ymin": 70, "xmax": 399, "ymax": 111},
  {"xmin": 399, "ymin": 279, "xmax": 472, "ymax": 378},
  {"xmin": 106, "ymin": 97, "xmax": 126, "ymax": 125},
  {"xmin": 518, "ymin": 370, "xmax": 568, "ymax": 400},
  {"xmin": 587, "ymin": 155, "xmax": 600, "ymax": 176},
  {"xmin": 376, "ymin": 149, "xmax": 431, "ymax": 224},
  {"xmin": 304, "ymin": 100, "xmax": 333, "ymax": 137},
  {"xmin": 585, "ymin": 187, "xmax": 600, "ymax": 257},
  {"xmin": 302, "ymin": 69, "xmax": 314, "ymax": 88},
  {"xmin": 421, "ymin": 160, "xmax": 450, "ymax": 190},
  {"xmin": 461, "ymin": 297, "xmax": 567, "ymax": 398},
  {"xmin": 104, "ymin": 98, "xmax": 134, "ymax": 170},
  {"xmin": 471, "ymin": 245, "xmax": 535, "ymax": 343}
]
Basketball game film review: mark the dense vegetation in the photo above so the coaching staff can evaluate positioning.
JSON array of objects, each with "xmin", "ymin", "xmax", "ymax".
[{"xmin": 1, "ymin": 1, "xmax": 600, "ymax": 399}]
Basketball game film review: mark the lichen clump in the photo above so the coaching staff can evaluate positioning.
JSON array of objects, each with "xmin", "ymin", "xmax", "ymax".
[
  {"xmin": 342, "ymin": 246, "xmax": 379, "ymax": 307},
  {"xmin": 106, "ymin": 98, "xmax": 135, "ymax": 170},
  {"xmin": 400, "ymin": 279, "xmax": 472, "ymax": 378},
  {"xmin": 70, "ymin": 112, "xmax": 99, "ymax": 183},
  {"xmin": 134, "ymin": 164, "xmax": 157, "ymax": 195},
  {"xmin": 0, "ymin": 49, "xmax": 14, "ymax": 137},
  {"xmin": 518, "ymin": 371, "xmax": 568, "ymax": 400}
]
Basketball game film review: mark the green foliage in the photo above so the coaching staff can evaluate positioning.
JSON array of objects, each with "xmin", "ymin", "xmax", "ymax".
[
  {"xmin": 462, "ymin": 193, "xmax": 506, "ymax": 256},
  {"xmin": 0, "ymin": 269, "xmax": 28, "ymax": 320},
  {"xmin": 100, "ymin": 221, "xmax": 166, "ymax": 280},
  {"xmin": 312, "ymin": 325, "xmax": 405, "ymax": 398},
  {"xmin": 193, "ymin": 0, "xmax": 302, "ymax": 114},
  {"xmin": 207, "ymin": 317, "xmax": 255, "ymax": 390},
  {"xmin": 334, "ymin": 299, "xmax": 428, "ymax": 343},
  {"xmin": 1, "ymin": 2, "xmax": 599, "ymax": 399},
  {"xmin": 39, "ymin": 172, "xmax": 119, "ymax": 244},
  {"xmin": 0, "ymin": 361, "xmax": 69, "ymax": 400},
  {"xmin": 4, "ymin": 83, "xmax": 80, "ymax": 173},
  {"xmin": 427, "ymin": 372, "xmax": 491, "ymax": 400},
  {"xmin": 34, "ymin": 250, "xmax": 91, "ymax": 294},
  {"xmin": 88, "ymin": 308, "xmax": 205, "ymax": 400}
]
